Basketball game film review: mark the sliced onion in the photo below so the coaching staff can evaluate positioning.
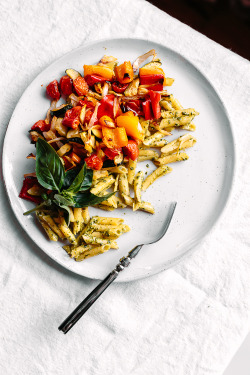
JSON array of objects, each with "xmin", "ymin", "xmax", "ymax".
[
  {"xmin": 47, "ymin": 137, "xmax": 66, "ymax": 144},
  {"xmin": 113, "ymin": 96, "xmax": 119, "ymax": 118},
  {"xmin": 88, "ymin": 102, "xmax": 100, "ymax": 129},
  {"xmin": 26, "ymin": 153, "xmax": 36, "ymax": 160},
  {"xmin": 102, "ymin": 82, "xmax": 109, "ymax": 98},
  {"xmin": 68, "ymin": 93, "xmax": 80, "ymax": 106},
  {"xmin": 132, "ymin": 49, "xmax": 157, "ymax": 72},
  {"xmin": 45, "ymin": 100, "xmax": 57, "ymax": 123},
  {"xmin": 43, "ymin": 130, "xmax": 57, "ymax": 140}
]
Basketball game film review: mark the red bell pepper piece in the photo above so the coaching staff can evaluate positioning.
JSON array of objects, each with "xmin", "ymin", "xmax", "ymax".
[
  {"xmin": 62, "ymin": 106, "xmax": 82, "ymax": 128},
  {"xmin": 31, "ymin": 120, "xmax": 50, "ymax": 132},
  {"xmin": 97, "ymin": 94, "xmax": 115, "ymax": 119},
  {"xmin": 85, "ymin": 154, "xmax": 103, "ymax": 170},
  {"xmin": 148, "ymin": 83, "xmax": 163, "ymax": 91},
  {"xmin": 19, "ymin": 177, "xmax": 42, "ymax": 204},
  {"xmin": 60, "ymin": 75, "xmax": 73, "ymax": 96},
  {"xmin": 103, "ymin": 147, "xmax": 122, "ymax": 160},
  {"xmin": 112, "ymin": 81, "xmax": 129, "ymax": 93},
  {"xmin": 123, "ymin": 140, "xmax": 139, "ymax": 161},
  {"xmin": 46, "ymin": 80, "xmax": 60, "ymax": 100},
  {"xmin": 142, "ymin": 99, "xmax": 154, "ymax": 120},
  {"xmin": 149, "ymin": 91, "xmax": 161, "ymax": 119},
  {"xmin": 73, "ymin": 77, "xmax": 89, "ymax": 96},
  {"xmin": 139, "ymin": 74, "xmax": 164, "ymax": 85},
  {"xmin": 125, "ymin": 100, "xmax": 144, "ymax": 116},
  {"xmin": 84, "ymin": 74, "xmax": 107, "ymax": 87}
]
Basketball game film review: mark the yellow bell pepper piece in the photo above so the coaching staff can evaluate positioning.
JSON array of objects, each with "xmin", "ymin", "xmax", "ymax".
[
  {"xmin": 116, "ymin": 114, "xmax": 144, "ymax": 141},
  {"xmin": 102, "ymin": 126, "xmax": 128, "ymax": 148},
  {"xmin": 84, "ymin": 65, "xmax": 114, "ymax": 80}
]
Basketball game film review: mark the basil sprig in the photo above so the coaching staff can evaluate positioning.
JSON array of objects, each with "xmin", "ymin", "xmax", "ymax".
[{"xmin": 24, "ymin": 138, "xmax": 114, "ymax": 220}]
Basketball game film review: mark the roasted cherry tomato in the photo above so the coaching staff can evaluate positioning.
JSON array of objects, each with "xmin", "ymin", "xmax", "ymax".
[
  {"xmin": 31, "ymin": 120, "xmax": 50, "ymax": 132},
  {"xmin": 19, "ymin": 177, "xmax": 42, "ymax": 204},
  {"xmin": 60, "ymin": 75, "xmax": 73, "ymax": 96},
  {"xmin": 84, "ymin": 74, "xmax": 107, "ymax": 87},
  {"xmin": 46, "ymin": 80, "xmax": 60, "ymax": 100},
  {"xmin": 78, "ymin": 97, "xmax": 98, "ymax": 108},
  {"xmin": 73, "ymin": 77, "xmax": 89, "ymax": 96},
  {"xmin": 112, "ymin": 81, "xmax": 129, "ymax": 93},
  {"xmin": 85, "ymin": 154, "xmax": 103, "ymax": 170},
  {"xmin": 123, "ymin": 140, "xmax": 139, "ymax": 161},
  {"xmin": 84, "ymin": 109, "xmax": 99, "ymax": 125},
  {"xmin": 62, "ymin": 106, "xmax": 82, "ymax": 129},
  {"xmin": 103, "ymin": 147, "xmax": 122, "ymax": 160}
]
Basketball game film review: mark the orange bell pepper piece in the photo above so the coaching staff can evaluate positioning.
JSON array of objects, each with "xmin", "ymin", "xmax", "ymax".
[
  {"xmin": 116, "ymin": 114, "xmax": 144, "ymax": 141},
  {"xmin": 119, "ymin": 111, "xmax": 134, "ymax": 118},
  {"xmin": 84, "ymin": 65, "xmax": 114, "ymax": 80},
  {"xmin": 102, "ymin": 126, "xmax": 128, "ymax": 148},
  {"xmin": 115, "ymin": 61, "xmax": 133, "ymax": 84}
]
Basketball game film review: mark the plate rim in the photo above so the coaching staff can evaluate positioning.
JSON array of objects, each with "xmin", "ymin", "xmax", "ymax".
[{"xmin": 2, "ymin": 36, "xmax": 236, "ymax": 282}]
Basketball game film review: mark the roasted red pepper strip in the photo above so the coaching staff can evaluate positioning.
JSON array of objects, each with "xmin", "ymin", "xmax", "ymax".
[
  {"xmin": 103, "ymin": 147, "xmax": 122, "ymax": 160},
  {"xmin": 31, "ymin": 120, "xmax": 50, "ymax": 132},
  {"xmin": 85, "ymin": 154, "xmax": 103, "ymax": 170},
  {"xmin": 46, "ymin": 80, "xmax": 60, "ymax": 100},
  {"xmin": 142, "ymin": 99, "xmax": 154, "ymax": 120},
  {"xmin": 123, "ymin": 140, "xmax": 139, "ymax": 161},
  {"xmin": 125, "ymin": 100, "xmax": 144, "ymax": 116},
  {"xmin": 139, "ymin": 74, "xmax": 164, "ymax": 85},
  {"xmin": 62, "ymin": 106, "xmax": 82, "ymax": 128},
  {"xmin": 147, "ymin": 83, "xmax": 163, "ymax": 91},
  {"xmin": 149, "ymin": 90, "xmax": 161, "ymax": 119},
  {"xmin": 60, "ymin": 75, "xmax": 73, "ymax": 96},
  {"xmin": 19, "ymin": 177, "xmax": 42, "ymax": 204},
  {"xmin": 84, "ymin": 74, "xmax": 107, "ymax": 87},
  {"xmin": 97, "ymin": 94, "xmax": 115, "ymax": 119},
  {"xmin": 112, "ymin": 81, "xmax": 129, "ymax": 94}
]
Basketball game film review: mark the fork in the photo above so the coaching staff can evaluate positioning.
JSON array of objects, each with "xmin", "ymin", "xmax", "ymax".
[{"xmin": 58, "ymin": 201, "xmax": 177, "ymax": 334}]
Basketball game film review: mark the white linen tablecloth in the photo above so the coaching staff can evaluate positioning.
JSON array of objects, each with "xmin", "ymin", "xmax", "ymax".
[{"xmin": 1, "ymin": 1, "xmax": 250, "ymax": 374}]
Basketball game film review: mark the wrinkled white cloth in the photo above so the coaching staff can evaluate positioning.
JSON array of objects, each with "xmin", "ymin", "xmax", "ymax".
[{"xmin": 1, "ymin": 1, "xmax": 250, "ymax": 374}]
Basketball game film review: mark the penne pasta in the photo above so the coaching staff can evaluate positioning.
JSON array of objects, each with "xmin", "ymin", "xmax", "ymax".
[
  {"xmin": 154, "ymin": 152, "xmax": 189, "ymax": 166},
  {"xmin": 142, "ymin": 166, "xmax": 172, "ymax": 191}
]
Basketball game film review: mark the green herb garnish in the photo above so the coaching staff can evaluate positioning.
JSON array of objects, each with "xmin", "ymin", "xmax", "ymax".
[{"xmin": 23, "ymin": 138, "xmax": 114, "ymax": 224}]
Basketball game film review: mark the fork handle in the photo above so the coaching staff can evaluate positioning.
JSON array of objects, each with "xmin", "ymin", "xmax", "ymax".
[{"xmin": 58, "ymin": 245, "xmax": 143, "ymax": 334}]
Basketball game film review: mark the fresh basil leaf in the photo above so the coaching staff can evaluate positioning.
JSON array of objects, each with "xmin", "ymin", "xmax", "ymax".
[
  {"xmin": 64, "ymin": 164, "xmax": 86, "ymax": 194},
  {"xmin": 36, "ymin": 138, "xmax": 65, "ymax": 191},
  {"xmin": 73, "ymin": 191, "xmax": 115, "ymax": 208},
  {"xmin": 80, "ymin": 168, "xmax": 93, "ymax": 192},
  {"xmin": 54, "ymin": 193, "xmax": 74, "ymax": 207},
  {"xmin": 55, "ymin": 203, "xmax": 71, "ymax": 226},
  {"xmin": 63, "ymin": 168, "xmax": 80, "ymax": 190},
  {"xmin": 63, "ymin": 164, "xmax": 93, "ymax": 192}
]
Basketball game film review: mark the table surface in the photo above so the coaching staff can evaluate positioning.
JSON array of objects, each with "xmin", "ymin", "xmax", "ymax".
[{"xmin": 149, "ymin": 0, "xmax": 250, "ymax": 60}]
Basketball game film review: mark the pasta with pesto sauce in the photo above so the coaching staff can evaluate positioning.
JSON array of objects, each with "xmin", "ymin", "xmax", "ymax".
[{"xmin": 20, "ymin": 49, "xmax": 198, "ymax": 260}]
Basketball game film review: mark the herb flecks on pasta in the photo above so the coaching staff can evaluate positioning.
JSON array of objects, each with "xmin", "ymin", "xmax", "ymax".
[{"xmin": 20, "ymin": 50, "xmax": 198, "ymax": 260}]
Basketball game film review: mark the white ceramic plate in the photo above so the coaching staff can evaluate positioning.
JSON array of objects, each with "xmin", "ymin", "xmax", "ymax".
[{"xmin": 3, "ymin": 38, "xmax": 235, "ymax": 282}]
